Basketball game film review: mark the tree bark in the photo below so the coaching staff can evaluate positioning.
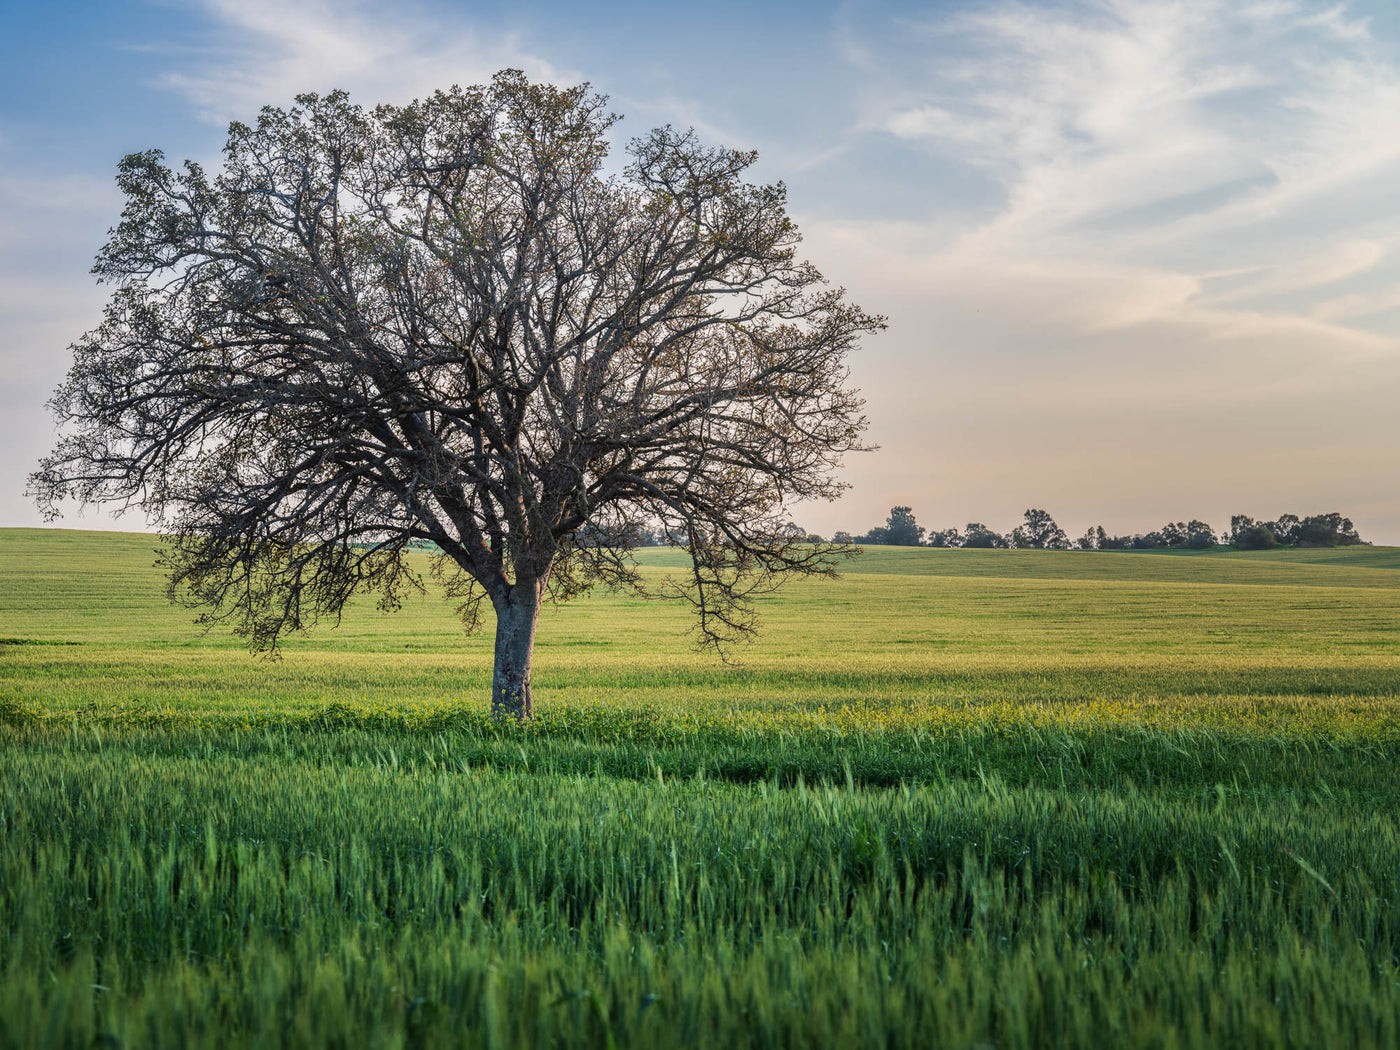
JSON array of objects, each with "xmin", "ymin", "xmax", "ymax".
[{"xmin": 490, "ymin": 585, "xmax": 542, "ymax": 720}]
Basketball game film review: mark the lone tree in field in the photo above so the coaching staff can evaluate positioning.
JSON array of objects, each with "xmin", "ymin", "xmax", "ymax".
[{"xmin": 30, "ymin": 72, "xmax": 880, "ymax": 719}]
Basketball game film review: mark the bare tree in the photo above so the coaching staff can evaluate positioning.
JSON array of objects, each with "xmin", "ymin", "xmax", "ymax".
[{"xmin": 29, "ymin": 72, "xmax": 881, "ymax": 719}]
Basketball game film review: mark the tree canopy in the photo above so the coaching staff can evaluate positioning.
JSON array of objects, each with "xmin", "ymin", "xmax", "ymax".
[{"xmin": 30, "ymin": 72, "xmax": 881, "ymax": 718}]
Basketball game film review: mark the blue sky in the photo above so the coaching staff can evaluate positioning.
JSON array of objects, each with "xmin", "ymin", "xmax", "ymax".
[{"xmin": 5, "ymin": 0, "xmax": 1400, "ymax": 541}]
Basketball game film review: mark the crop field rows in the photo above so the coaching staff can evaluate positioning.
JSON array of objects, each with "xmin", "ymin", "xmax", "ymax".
[{"xmin": 3, "ymin": 528, "xmax": 1400, "ymax": 1047}]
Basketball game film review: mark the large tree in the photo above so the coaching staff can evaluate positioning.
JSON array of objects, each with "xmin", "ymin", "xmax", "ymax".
[{"xmin": 30, "ymin": 72, "xmax": 880, "ymax": 719}]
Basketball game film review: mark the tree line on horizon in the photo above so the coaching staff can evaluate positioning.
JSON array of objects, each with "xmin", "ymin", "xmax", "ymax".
[{"xmin": 823, "ymin": 507, "xmax": 1367, "ymax": 551}]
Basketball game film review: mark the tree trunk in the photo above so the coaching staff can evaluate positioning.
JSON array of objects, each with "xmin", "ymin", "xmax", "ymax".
[{"xmin": 491, "ymin": 586, "xmax": 542, "ymax": 720}]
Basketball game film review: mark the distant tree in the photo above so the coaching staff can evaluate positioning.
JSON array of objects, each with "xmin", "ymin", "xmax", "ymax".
[
  {"xmin": 1185, "ymin": 520, "xmax": 1216, "ymax": 548},
  {"xmin": 1294, "ymin": 512, "xmax": 1362, "ymax": 547},
  {"xmin": 1229, "ymin": 512, "xmax": 1363, "ymax": 549},
  {"xmin": 1016, "ymin": 508, "xmax": 1068, "ymax": 549},
  {"xmin": 28, "ymin": 74, "xmax": 881, "ymax": 720},
  {"xmin": 856, "ymin": 506, "xmax": 925, "ymax": 546},
  {"xmin": 927, "ymin": 527, "xmax": 963, "ymax": 548},
  {"xmin": 1268, "ymin": 514, "xmax": 1302, "ymax": 545},
  {"xmin": 1235, "ymin": 523, "xmax": 1278, "ymax": 550},
  {"xmin": 1160, "ymin": 521, "xmax": 1189, "ymax": 548},
  {"xmin": 1229, "ymin": 515, "xmax": 1256, "ymax": 546},
  {"xmin": 1075, "ymin": 527, "xmax": 1098, "ymax": 550},
  {"xmin": 1089, "ymin": 526, "xmax": 1134, "ymax": 550},
  {"xmin": 1150, "ymin": 520, "xmax": 1214, "ymax": 549},
  {"xmin": 962, "ymin": 523, "xmax": 1008, "ymax": 549},
  {"xmin": 884, "ymin": 506, "xmax": 926, "ymax": 547},
  {"xmin": 832, "ymin": 531, "xmax": 855, "ymax": 545},
  {"xmin": 777, "ymin": 522, "xmax": 825, "ymax": 544}
]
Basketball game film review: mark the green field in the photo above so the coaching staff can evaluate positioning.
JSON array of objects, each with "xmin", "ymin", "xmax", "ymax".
[{"xmin": 3, "ymin": 527, "xmax": 1400, "ymax": 1047}]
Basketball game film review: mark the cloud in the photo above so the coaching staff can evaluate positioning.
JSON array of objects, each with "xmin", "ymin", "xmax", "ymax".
[
  {"xmin": 832, "ymin": 0, "xmax": 1400, "ymax": 365},
  {"xmin": 1201, "ymin": 238, "xmax": 1393, "ymax": 307},
  {"xmin": 157, "ymin": 0, "xmax": 565, "ymax": 122},
  {"xmin": 865, "ymin": 0, "xmax": 1400, "ymax": 300}
]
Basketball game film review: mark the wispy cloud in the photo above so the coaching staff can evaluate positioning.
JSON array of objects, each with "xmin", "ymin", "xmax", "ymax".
[
  {"xmin": 158, "ymin": 0, "xmax": 564, "ymax": 122},
  {"xmin": 851, "ymin": 0, "xmax": 1400, "ymax": 331}
]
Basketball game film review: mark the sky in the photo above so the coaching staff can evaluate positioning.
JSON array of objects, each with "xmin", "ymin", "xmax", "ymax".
[{"xmin": 4, "ymin": 0, "xmax": 1400, "ymax": 542}]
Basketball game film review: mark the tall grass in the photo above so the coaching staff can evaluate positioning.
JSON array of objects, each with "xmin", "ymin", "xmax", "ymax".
[{"xmin": 3, "ymin": 727, "xmax": 1399, "ymax": 1048}]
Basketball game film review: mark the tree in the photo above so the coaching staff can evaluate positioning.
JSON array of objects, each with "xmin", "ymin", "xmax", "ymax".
[
  {"xmin": 1231, "ymin": 512, "xmax": 1364, "ymax": 549},
  {"xmin": 961, "ymin": 523, "xmax": 1008, "ymax": 549},
  {"xmin": 1268, "ymin": 513, "xmax": 1301, "ymax": 545},
  {"xmin": 1229, "ymin": 515, "xmax": 1256, "ymax": 546},
  {"xmin": 855, "ymin": 507, "xmax": 923, "ymax": 546},
  {"xmin": 927, "ymin": 527, "xmax": 963, "ymax": 548},
  {"xmin": 1295, "ymin": 513, "xmax": 1362, "ymax": 547},
  {"xmin": 29, "ymin": 73, "xmax": 881, "ymax": 720},
  {"xmin": 1159, "ymin": 521, "xmax": 1189, "ymax": 547},
  {"xmin": 1185, "ymin": 520, "xmax": 1216, "ymax": 549},
  {"xmin": 882, "ymin": 506, "xmax": 925, "ymax": 547},
  {"xmin": 1235, "ymin": 523, "xmax": 1277, "ymax": 550},
  {"xmin": 1016, "ymin": 508, "xmax": 1068, "ymax": 550}
]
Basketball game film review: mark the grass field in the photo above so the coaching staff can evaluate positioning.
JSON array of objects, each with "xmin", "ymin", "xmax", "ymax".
[{"xmin": 3, "ymin": 527, "xmax": 1400, "ymax": 1047}]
